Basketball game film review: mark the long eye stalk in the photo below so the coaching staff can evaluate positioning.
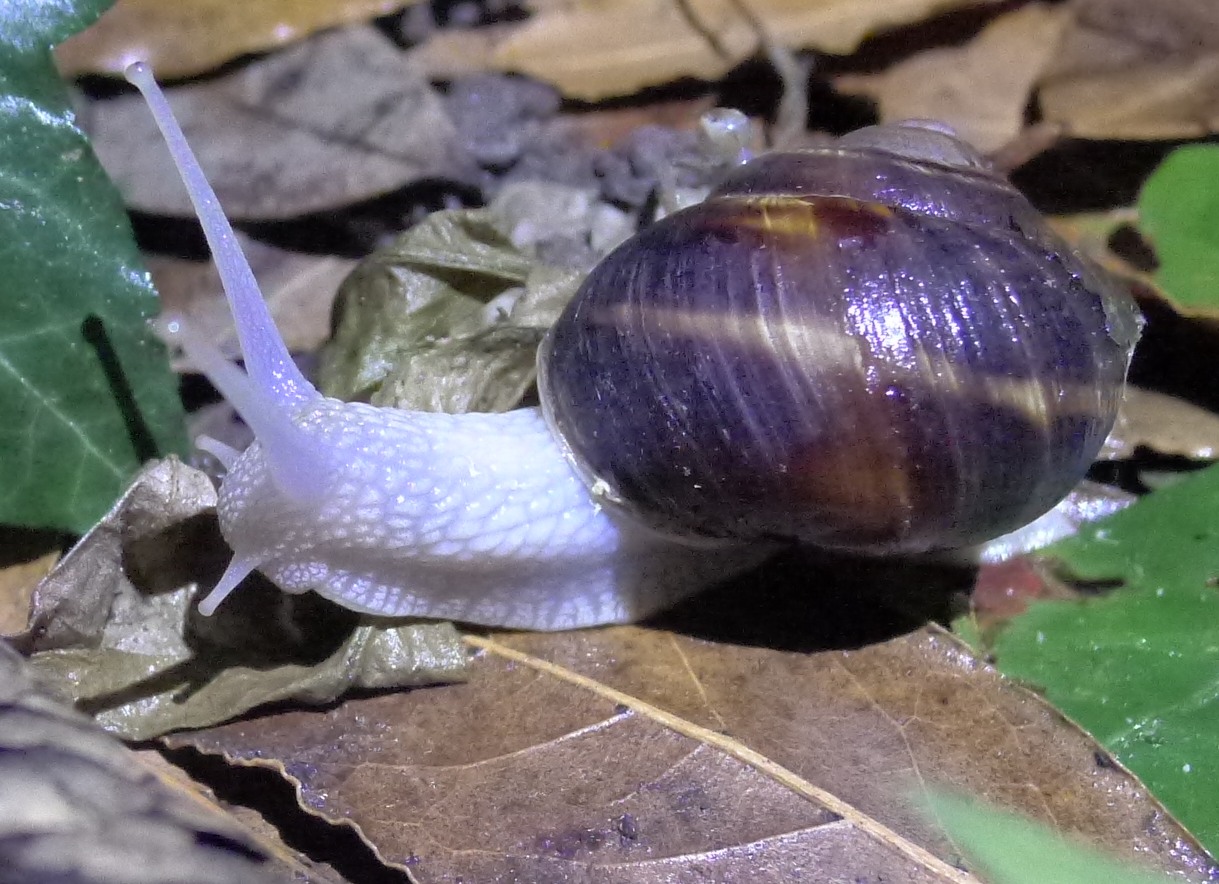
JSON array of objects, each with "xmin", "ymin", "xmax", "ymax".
[
  {"xmin": 124, "ymin": 61, "xmax": 310, "ymax": 403},
  {"xmin": 125, "ymin": 61, "xmax": 336, "ymax": 610}
]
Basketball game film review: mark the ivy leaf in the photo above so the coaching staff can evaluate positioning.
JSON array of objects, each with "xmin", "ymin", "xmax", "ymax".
[
  {"xmin": 0, "ymin": 0, "xmax": 187, "ymax": 533},
  {"xmin": 1137, "ymin": 144, "xmax": 1219, "ymax": 312},
  {"xmin": 926, "ymin": 792, "xmax": 1180, "ymax": 884},
  {"xmin": 958, "ymin": 463, "xmax": 1219, "ymax": 854}
]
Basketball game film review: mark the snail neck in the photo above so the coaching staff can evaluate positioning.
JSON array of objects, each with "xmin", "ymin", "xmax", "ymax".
[{"xmin": 213, "ymin": 404, "xmax": 766, "ymax": 628}]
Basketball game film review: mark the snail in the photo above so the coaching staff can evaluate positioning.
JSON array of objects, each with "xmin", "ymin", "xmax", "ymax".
[{"xmin": 124, "ymin": 63, "xmax": 1140, "ymax": 631}]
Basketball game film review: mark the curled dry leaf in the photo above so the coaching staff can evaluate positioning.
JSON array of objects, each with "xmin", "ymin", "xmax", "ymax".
[
  {"xmin": 0, "ymin": 641, "xmax": 292, "ymax": 884},
  {"xmin": 55, "ymin": 0, "xmax": 423, "ymax": 79},
  {"xmin": 15, "ymin": 457, "xmax": 218, "ymax": 655},
  {"xmin": 88, "ymin": 25, "xmax": 468, "ymax": 220},
  {"xmin": 167, "ymin": 624, "xmax": 1215, "ymax": 883},
  {"xmin": 1039, "ymin": 0, "xmax": 1219, "ymax": 139},
  {"xmin": 838, "ymin": 3, "xmax": 1071, "ymax": 153},
  {"xmin": 14, "ymin": 458, "xmax": 468, "ymax": 741}
]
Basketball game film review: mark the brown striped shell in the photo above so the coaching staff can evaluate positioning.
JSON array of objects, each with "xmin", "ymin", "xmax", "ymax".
[{"xmin": 538, "ymin": 122, "xmax": 1140, "ymax": 554}]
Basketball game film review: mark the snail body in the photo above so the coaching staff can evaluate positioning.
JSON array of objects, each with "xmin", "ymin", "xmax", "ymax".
[{"xmin": 125, "ymin": 63, "xmax": 1138, "ymax": 630}]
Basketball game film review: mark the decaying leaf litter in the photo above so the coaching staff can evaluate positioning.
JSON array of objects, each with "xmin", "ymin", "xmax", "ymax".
[{"xmin": 5, "ymin": 0, "xmax": 1219, "ymax": 880}]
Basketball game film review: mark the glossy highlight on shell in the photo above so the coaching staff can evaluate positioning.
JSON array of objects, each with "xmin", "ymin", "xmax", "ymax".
[{"xmin": 540, "ymin": 131, "xmax": 1141, "ymax": 554}]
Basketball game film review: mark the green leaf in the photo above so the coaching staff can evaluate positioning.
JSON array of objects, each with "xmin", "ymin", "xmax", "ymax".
[
  {"xmin": 0, "ymin": 0, "xmax": 187, "ymax": 533},
  {"xmin": 318, "ymin": 181, "xmax": 614, "ymax": 410},
  {"xmin": 958, "ymin": 464, "xmax": 1219, "ymax": 853},
  {"xmin": 927, "ymin": 792, "xmax": 1178, "ymax": 884},
  {"xmin": 1137, "ymin": 144, "xmax": 1219, "ymax": 311}
]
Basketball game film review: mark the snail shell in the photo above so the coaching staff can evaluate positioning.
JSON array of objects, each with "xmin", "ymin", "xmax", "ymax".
[{"xmin": 540, "ymin": 123, "xmax": 1140, "ymax": 554}]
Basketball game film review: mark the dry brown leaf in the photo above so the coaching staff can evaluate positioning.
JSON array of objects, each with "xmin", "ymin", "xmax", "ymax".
[
  {"xmin": 15, "ymin": 458, "xmax": 218, "ymax": 656},
  {"xmin": 55, "ymin": 0, "xmax": 422, "ymax": 79},
  {"xmin": 0, "ymin": 534, "xmax": 58, "ymax": 635},
  {"xmin": 88, "ymin": 26, "xmax": 467, "ymax": 220},
  {"xmin": 440, "ymin": 0, "xmax": 989, "ymax": 101},
  {"xmin": 168, "ymin": 626, "xmax": 1214, "ymax": 882},
  {"xmin": 839, "ymin": 3, "xmax": 1070, "ymax": 152},
  {"xmin": 1039, "ymin": 0, "xmax": 1219, "ymax": 139},
  {"xmin": 1104, "ymin": 386, "xmax": 1219, "ymax": 460},
  {"xmin": 0, "ymin": 560, "xmax": 50, "ymax": 634},
  {"xmin": 135, "ymin": 749, "xmax": 350, "ymax": 884},
  {"xmin": 148, "ymin": 235, "xmax": 356, "ymax": 365}
]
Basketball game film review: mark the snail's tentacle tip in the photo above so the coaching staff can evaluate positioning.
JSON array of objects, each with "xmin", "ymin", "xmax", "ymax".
[
  {"xmin": 197, "ymin": 556, "xmax": 259, "ymax": 616},
  {"xmin": 196, "ymin": 434, "xmax": 242, "ymax": 471},
  {"xmin": 123, "ymin": 60, "xmax": 151, "ymax": 86}
]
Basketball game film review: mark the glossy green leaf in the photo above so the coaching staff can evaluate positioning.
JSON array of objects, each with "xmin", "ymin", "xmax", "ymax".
[
  {"xmin": 959, "ymin": 464, "xmax": 1219, "ymax": 853},
  {"xmin": 1137, "ymin": 144, "xmax": 1219, "ymax": 311},
  {"xmin": 927, "ymin": 792, "xmax": 1178, "ymax": 884},
  {"xmin": 0, "ymin": 0, "xmax": 187, "ymax": 533}
]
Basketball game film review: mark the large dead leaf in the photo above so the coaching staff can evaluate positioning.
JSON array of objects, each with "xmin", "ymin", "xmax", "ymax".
[
  {"xmin": 55, "ymin": 0, "xmax": 422, "ymax": 79},
  {"xmin": 1039, "ymin": 0, "xmax": 1219, "ymax": 139},
  {"xmin": 839, "ymin": 3, "xmax": 1070, "ymax": 152},
  {"xmin": 88, "ymin": 25, "xmax": 468, "ymax": 220},
  {"xmin": 420, "ymin": 0, "xmax": 991, "ymax": 101},
  {"xmin": 168, "ymin": 624, "xmax": 1215, "ymax": 882}
]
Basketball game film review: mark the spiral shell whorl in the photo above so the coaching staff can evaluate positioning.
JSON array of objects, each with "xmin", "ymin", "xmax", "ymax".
[{"xmin": 540, "ymin": 143, "xmax": 1138, "ymax": 553}]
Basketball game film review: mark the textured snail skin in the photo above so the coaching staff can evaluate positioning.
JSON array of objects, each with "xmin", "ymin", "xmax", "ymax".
[
  {"xmin": 540, "ymin": 135, "xmax": 1141, "ymax": 553},
  {"xmin": 213, "ymin": 402, "xmax": 756, "ymax": 626},
  {"xmin": 128, "ymin": 59, "xmax": 1137, "ymax": 627}
]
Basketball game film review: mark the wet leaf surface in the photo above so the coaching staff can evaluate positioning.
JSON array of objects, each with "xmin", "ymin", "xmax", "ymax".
[{"xmin": 168, "ymin": 626, "xmax": 1215, "ymax": 883}]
